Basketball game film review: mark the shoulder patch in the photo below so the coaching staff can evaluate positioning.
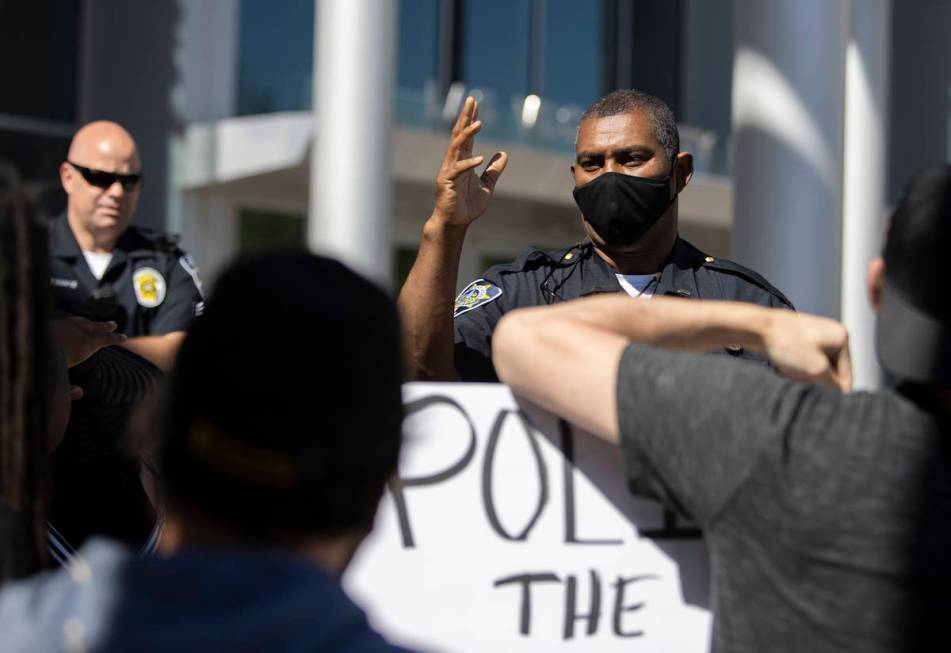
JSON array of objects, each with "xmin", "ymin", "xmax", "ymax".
[
  {"xmin": 453, "ymin": 279, "xmax": 503, "ymax": 317},
  {"xmin": 179, "ymin": 254, "xmax": 204, "ymax": 298}
]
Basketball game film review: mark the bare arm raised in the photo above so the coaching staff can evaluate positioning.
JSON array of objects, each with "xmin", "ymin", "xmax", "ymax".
[{"xmin": 397, "ymin": 97, "xmax": 508, "ymax": 380}]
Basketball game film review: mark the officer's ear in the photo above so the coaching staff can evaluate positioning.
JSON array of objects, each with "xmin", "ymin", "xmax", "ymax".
[
  {"xmin": 673, "ymin": 152, "xmax": 693, "ymax": 193},
  {"xmin": 60, "ymin": 162, "xmax": 75, "ymax": 195}
]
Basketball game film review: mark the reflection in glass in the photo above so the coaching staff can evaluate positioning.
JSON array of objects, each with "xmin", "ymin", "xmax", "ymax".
[
  {"xmin": 538, "ymin": 0, "xmax": 604, "ymax": 109},
  {"xmin": 398, "ymin": 0, "xmax": 439, "ymax": 91},
  {"xmin": 0, "ymin": 130, "xmax": 71, "ymax": 216},
  {"xmin": 681, "ymin": 0, "xmax": 733, "ymax": 175},
  {"xmin": 236, "ymin": 0, "xmax": 315, "ymax": 116},
  {"xmin": 0, "ymin": 0, "xmax": 79, "ymax": 122},
  {"xmin": 395, "ymin": 0, "xmax": 441, "ymax": 127},
  {"xmin": 459, "ymin": 0, "xmax": 531, "ymax": 106}
]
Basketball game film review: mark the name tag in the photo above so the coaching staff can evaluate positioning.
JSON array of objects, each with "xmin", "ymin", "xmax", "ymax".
[{"xmin": 51, "ymin": 277, "xmax": 79, "ymax": 289}]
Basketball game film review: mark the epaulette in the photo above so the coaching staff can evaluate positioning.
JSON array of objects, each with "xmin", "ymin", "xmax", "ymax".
[
  {"xmin": 122, "ymin": 226, "xmax": 184, "ymax": 258},
  {"xmin": 157, "ymin": 232, "xmax": 182, "ymax": 254},
  {"xmin": 700, "ymin": 255, "xmax": 794, "ymax": 309},
  {"xmin": 492, "ymin": 243, "xmax": 586, "ymax": 274}
]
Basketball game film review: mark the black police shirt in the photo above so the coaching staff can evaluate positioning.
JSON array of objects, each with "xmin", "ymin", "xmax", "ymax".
[
  {"xmin": 50, "ymin": 214, "xmax": 204, "ymax": 336},
  {"xmin": 453, "ymin": 237, "xmax": 794, "ymax": 381}
]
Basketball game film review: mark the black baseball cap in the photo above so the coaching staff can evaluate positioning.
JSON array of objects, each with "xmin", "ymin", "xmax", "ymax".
[{"xmin": 876, "ymin": 165, "xmax": 951, "ymax": 385}]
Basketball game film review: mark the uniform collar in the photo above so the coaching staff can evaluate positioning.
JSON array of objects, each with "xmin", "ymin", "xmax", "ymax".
[
  {"xmin": 577, "ymin": 237, "xmax": 703, "ymax": 298},
  {"xmin": 51, "ymin": 213, "xmax": 137, "ymax": 279},
  {"xmin": 52, "ymin": 213, "xmax": 155, "ymax": 264},
  {"xmin": 577, "ymin": 246, "xmax": 623, "ymax": 297},
  {"xmin": 51, "ymin": 213, "xmax": 84, "ymax": 259},
  {"xmin": 655, "ymin": 238, "xmax": 703, "ymax": 299}
]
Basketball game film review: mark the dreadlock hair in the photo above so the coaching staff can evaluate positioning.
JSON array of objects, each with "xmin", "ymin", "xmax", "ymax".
[{"xmin": 0, "ymin": 167, "xmax": 51, "ymax": 582}]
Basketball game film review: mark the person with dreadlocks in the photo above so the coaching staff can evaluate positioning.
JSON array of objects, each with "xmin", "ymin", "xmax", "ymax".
[
  {"xmin": 0, "ymin": 173, "xmax": 57, "ymax": 582},
  {"xmin": 0, "ymin": 170, "xmax": 125, "ymax": 583}
]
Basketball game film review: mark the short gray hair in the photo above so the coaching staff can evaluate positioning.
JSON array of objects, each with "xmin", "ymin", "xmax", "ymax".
[{"xmin": 577, "ymin": 90, "xmax": 680, "ymax": 162}]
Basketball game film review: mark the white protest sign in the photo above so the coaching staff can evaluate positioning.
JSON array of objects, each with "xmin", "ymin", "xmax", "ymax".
[{"xmin": 345, "ymin": 383, "xmax": 711, "ymax": 652}]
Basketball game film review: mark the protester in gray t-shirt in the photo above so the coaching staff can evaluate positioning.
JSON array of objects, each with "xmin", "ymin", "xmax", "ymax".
[{"xmin": 493, "ymin": 167, "xmax": 951, "ymax": 651}]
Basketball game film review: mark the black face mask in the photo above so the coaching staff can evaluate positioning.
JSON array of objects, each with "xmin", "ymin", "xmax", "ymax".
[{"xmin": 572, "ymin": 171, "xmax": 675, "ymax": 247}]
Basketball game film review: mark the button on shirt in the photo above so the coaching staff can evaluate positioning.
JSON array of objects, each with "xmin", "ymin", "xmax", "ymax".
[
  {"xmin": 453, "ymin": 237, "xmax": 794, "ymax": 381},
  {"xmin": 50, "ymin": 214, "xmax": 204, "ymax": 337}
]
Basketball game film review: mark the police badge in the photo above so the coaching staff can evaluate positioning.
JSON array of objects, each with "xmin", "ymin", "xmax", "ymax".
[{"xmin": 132, "ymin": 267, "xmax": 167, "ymax": 308}]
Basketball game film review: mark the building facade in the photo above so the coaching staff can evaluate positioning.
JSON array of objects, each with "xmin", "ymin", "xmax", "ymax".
[{"xmin": 2, "ymin": 1, "xmax": 950, "ymax": 327}]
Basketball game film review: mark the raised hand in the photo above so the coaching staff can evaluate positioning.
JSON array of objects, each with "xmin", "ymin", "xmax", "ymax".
[{"xmin": 433, "ymin": 97, "xmax": 509, "ymax": 227}]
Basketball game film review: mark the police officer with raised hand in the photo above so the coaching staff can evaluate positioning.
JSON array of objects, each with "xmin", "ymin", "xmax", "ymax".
[
  {"xmin": 397, "ymin": 96, "xmax": 508, "ymax": 380},
  {"xmin": 398, "ymin": 90, "xmax": 792, "ymax": 382},
  {"xmin": 52, "ymin": 121, "xmax": 203, "ymax": 372}
]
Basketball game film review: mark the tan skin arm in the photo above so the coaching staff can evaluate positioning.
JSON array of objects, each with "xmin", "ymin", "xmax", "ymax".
[
  {"xmin": 120, "ymin": 331, "xmax": 186, "ymax": 372},
  {"xmin": 492, "ymin": 296, "xmax": 852, "ymax": 443},
  {"xmin": 397, "ymin": 97, "xmax": 508, "ymax": 381}
]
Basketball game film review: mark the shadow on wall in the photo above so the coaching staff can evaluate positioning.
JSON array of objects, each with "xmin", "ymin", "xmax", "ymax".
[{"xmin": 80, "ymin": 0, "xmax": 181, "ymax": 231}]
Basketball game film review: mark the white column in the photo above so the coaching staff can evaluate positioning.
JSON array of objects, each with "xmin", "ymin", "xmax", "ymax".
[
  {"xmin": 731, "ymin": 0, "xmax": 849, "ymax": 317},
  {"xmin": 309, "ymin": 0, "xmax": 398, "ymax": 287},
  {"xmin": 841, "ymin": 1, "xmax": 890, "ymax": 389}
]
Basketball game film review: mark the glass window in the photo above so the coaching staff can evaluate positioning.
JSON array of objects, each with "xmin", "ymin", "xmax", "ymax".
[
  {"xmin": 459, "ymin": 0, "xmax": 531, "ymax": 102},
  {"xmin": 395, "ymin": 0, "xmax": 441, "ymax": 128},
  {"xmin": 236, "ymin": 0, "xmax": 315, "ymax": 115},
  {"xmin": 0, "ymin": 130, "xmax": 71, "ymax": 217},
  {"xmin": 538, "ymin": 0, "xmax": 604, "ymax": 109},
  {"xmin": 397, "ymin": 0, "xmax": 440, "ymax": 91},
  {"xmin": 681, "ymin": 0, "xmax": 733, "ymax": 175},
  {"xmin": 0, "ymin": 0, "xmax": 79, "ymax": 122},
  {"xmin": 237, "ymin": 208, "xmax": 305, "ymax": 254}
]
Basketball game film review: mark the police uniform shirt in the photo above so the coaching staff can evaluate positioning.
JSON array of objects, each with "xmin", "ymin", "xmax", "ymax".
[
  {"xmin": 453, "ymin": 237, "xmax": 794, "ymax": 381},
  {"xmin": 50, "ymin": 214, "xmax": 204, "ymax": 336}
]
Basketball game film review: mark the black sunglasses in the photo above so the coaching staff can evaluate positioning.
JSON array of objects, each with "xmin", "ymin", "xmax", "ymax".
[{"xmin": 67, "ymin": 161, "xmax": 143, "ymax": 191}]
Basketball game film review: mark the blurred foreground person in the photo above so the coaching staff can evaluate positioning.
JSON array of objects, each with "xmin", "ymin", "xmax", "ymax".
[
  {"xmin": 0, "ymin": 173, "xmax": 123, "ymax": 583},
  {"xmin": 0, "ymin": 175, "xmax": 57, "ymax": 581},
  {"xmin": 0, "ymin": 254, "xmax": 416, "ymax": 653},
  {"xmin": 494, "ymin": 167, "xmax": 951, "ymax": 652}
]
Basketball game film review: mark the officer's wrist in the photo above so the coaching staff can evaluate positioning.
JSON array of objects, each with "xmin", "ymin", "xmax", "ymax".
[{"xmin": 424, "ymin": 212, "xmax": 469, "ymax": 240}]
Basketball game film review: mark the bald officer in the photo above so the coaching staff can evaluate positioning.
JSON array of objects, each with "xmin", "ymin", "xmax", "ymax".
[{"xmin": 51, "ymin": 121, "xmax": 203, "ymax": 371}]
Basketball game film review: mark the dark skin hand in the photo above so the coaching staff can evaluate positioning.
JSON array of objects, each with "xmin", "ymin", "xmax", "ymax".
[
  {"xmin": 571, "ymin": 112, "xmax": 694, "ymax": 275},
  {"xmin": 397, "ymin": 98, "xmax": 508, "ymax": 381},
  {"xmin": 52, "ymin": 316, "xmax": 127, "ymax": 368},
  {"xmin": 51, "ymin": 316, "xmax": 127, "ymax": 399},
  {"xmin": 432, "ymin": 97, "xmax": 509, "ymax": 227}
]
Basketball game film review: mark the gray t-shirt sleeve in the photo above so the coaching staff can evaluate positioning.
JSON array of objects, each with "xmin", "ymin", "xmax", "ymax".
[{"xmin": 616, "ymin": 342, "xmax": 807, "ymax": 526}]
